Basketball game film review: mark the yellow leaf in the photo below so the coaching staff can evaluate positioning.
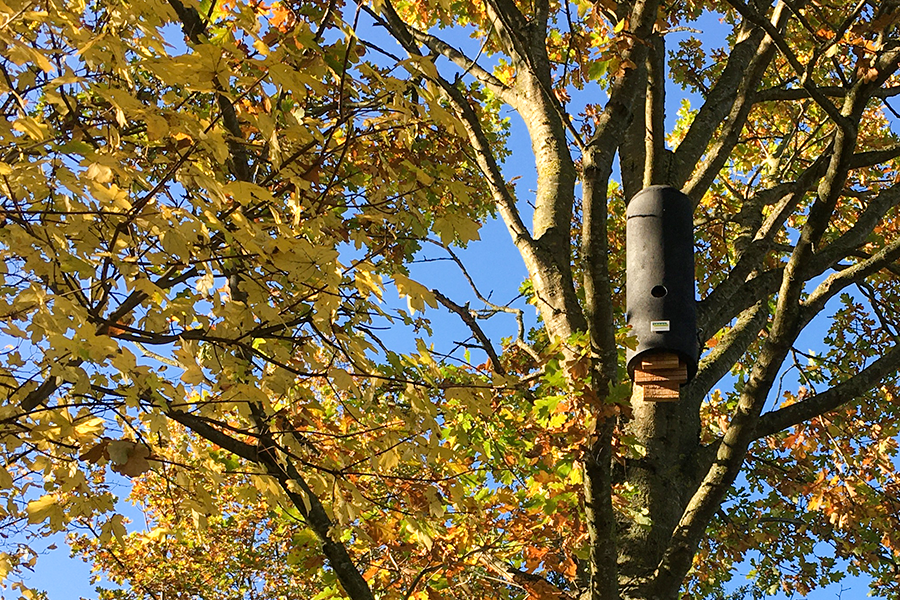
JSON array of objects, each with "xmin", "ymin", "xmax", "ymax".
[
  {"xmin": 378, "ymin": 448, "xmax": 400, "ymax": 471},
  {"xmin": 109, "ymin": 513, "xmax": 127, "ymax": 545},
  {"xmin": 425, "ymin": 487, "xmax": 444, "ymax": 518},
  {"xmin": 224, "ymin": 180, "xmax": 275, "ymax": 206},
  {"xmin": 89, "ymin": 181, "xmax": 131, "ymax": 210},
  {"xmin": 576, "ymin": 0, "xmax": 591, "ymax": 18},
  {"xmin": 196, "ymin": 271, "xmax": 216, "ymax": 296},
  {"xmin": 285, "ymin": 480, "xmax": 312, "ymax": 514},
  {"xmin": 253, "ymin": 38, "xmax": 270, "ymax": 56},
  {"xmin": 0, "ymin": 552, "xmax": 11, "ymax": 581},
  {"xmin": 330, "ymin": 367, "xmax": 359, "ymax": 397},
  {"xmin": 147, "ymin": 527, "xmax": 170, "ymax": 541},
  {"xmin": 406, "ymin": 521, "xmax": 433, "ymax": 551},
  {"xmin": 355, "ymin": 266, "xmax": 383, "ymax": 301},
  {"xmin": 26, "ymin": 495, "xmax": 61, "ymax": 524},
  {"xmin": 403, "ymin": 55, "xmax": 438, "ymax": 81},
  {"xmin": 568, "ymin": 464, "xmax": 584, "ymax": 485},
  {"xmin": 433, "ymin": 213, "xmax": 481, "ymax": 246},
  {"xmin": 143, "ymin": 113, "xmax": 168, "ymax": 138},
  {"xmin": 74, "ymin": 416, "xmax": 105, "ymax": 438},
  {"xmin": 161, "ymin": 229, "xmax": 189, "ymax": 258},
  {"xmin": 0, "ymin": 466, "xmax": 12, "ymax": 489},
  {"xmin": 394, "ymin": 273, "xmax": 437, "ymax": 314},
  {"xmin": 12, "ymin": 117, "xmax": 48, "ymax": 141},
  {"xmin": 7, "ymin": 41, "xmax": 53, "ymax": 73}
]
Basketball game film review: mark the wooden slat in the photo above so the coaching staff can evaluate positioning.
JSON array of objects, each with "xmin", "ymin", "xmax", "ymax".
[
  {"xmin": 634, "ymin": 366, "xmax": 688, "ymax": 384},
  {"xmin": 634, "ymin": 381, "xmax": 681, "ymax": 401},
  {"xmin": 633, "ymin": 352, "xmax": 686, "ymax": 402},
  {"xmin": 640, "ymin": 352, "xmax": 681, "ymax": 370}
]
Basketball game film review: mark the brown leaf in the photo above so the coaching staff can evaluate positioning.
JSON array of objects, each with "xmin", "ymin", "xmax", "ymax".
[
  {"xmin": 108, "ymin": 441, "xmax": 153, "ymax": 478},
  {"xmin": 79, "ymin": 438, "xmax": 111, "ymax": 464}
]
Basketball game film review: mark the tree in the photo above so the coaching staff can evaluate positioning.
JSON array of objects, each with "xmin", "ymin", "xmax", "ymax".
[{"xmin": 1, "ymin": 0, "xmax": 900, "ymax": 598}]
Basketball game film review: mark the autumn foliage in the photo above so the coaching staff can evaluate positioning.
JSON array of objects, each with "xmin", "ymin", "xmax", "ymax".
[{"xmin": 1, "ymin": 0, "xmax": 900, "ymax": 599}]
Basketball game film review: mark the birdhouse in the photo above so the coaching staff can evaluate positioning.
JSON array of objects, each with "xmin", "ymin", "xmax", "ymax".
[{"xmin": 625, "ymin": 186, "xmax": 699, "ymax": 401}]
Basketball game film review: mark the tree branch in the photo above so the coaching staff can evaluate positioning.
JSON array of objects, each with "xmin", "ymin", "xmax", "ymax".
[
  {"xmin": 582, "ymin": 419, "xmax": 618, "ymax": 600},
  {"xmin": 644, "ymin": 33, "xmax": 669, "ymax": 186},
  {"xmin": 165, "ymin": 409, "xmax": 260, "ymax": 463},
  {"xmin": 754, "ymin": 345, "xmax": 900, "ymax": 439},
  {"xmin": 682, "ymin": 301, "xmax": 768, "ymax": 409},
  {"xmin": 432, "ymin": 289, "xmax": 506, "ymax": 375},
  {"xmin": 800, "ymin": 236, "xmax": 900, "ymax": 329},
  {"xmin": 671, "ymin": 23, "xmax": 767, "ymax": 188},
  {"xmin": 755, "ymin": 85, "xmax": 900, "ymax": 101},
  {"xmin": 811, "ymin": 185, "xmax": 900, "ymax": 273},
  {"xmin": 696, "ymin": 155, "xmax": 827, "ymax": 336},
  {"xmin": 723, "ymin": 0, "xmax": 850, "ymax": 131},
  {"xmin": 169, "ymin": 406, "xmax": 376, "ymax": 600},
  {"xmin": 279, "ymin": 460, "xmax": 376, "ymax": 600},
  {"xmin": 682, "ymin": 4, "xmax": 786, "ymax": 199},
  {"xmin": 363, "ymin": 9, "xmax": 510, "ymax": 100},
  {"xmin": 167, "ymin": 0, "xmax": 253, "ymax": 181},
  {"xmin": 374, "ymin": 0, "xmax": 531, "ymax": 250}
]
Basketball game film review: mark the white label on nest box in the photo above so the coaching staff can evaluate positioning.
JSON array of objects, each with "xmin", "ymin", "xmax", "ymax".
[{"xmin": 650, "ymin": 320, "xmax": 670, "ymax": 332}]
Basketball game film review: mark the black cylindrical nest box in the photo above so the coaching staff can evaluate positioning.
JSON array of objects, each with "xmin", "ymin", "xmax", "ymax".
[{"xmin": 625, "ymin": 186, "xmax": 699, "ymax": 383}]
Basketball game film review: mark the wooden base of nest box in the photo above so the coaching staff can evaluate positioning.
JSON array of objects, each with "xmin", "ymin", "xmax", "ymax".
[{"xmin": 633, "ymin": 352, "xmax": 688, "ymax": 402}]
